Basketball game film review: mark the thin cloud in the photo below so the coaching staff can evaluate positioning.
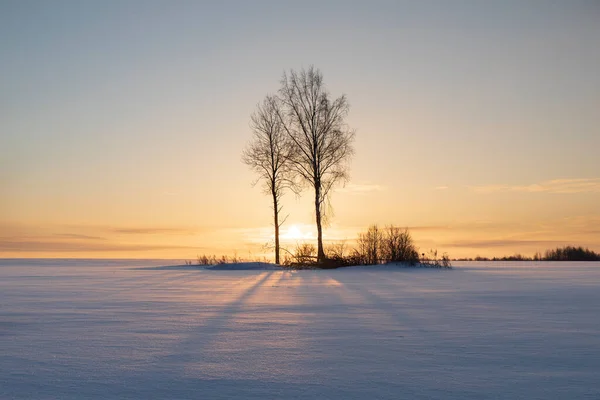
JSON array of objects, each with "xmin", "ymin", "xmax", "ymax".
[
  {"xmin": 111, "ymin": 228, "xmax": 196, "ymax": 235},
  {"xmin": 337, "ymin": 183, "xmax": 386, "ymax": 194},
  {"xmin": 0, "ymin": 240, "xmax": 199, "ymax": 252},
  {"xmin": 53, "ymin": 233, "xmax": 107, "ymax": 240},
  {"xmin": 472, "ymin": 178, "xmax": 600, "ymax": 194},
  {"xmin": 408, "ymin": 225, "xmax": 451, "ymax": 231},
  {"xmin": 226, "ymin": 226, "xmax": 274, "ymax": 244}
]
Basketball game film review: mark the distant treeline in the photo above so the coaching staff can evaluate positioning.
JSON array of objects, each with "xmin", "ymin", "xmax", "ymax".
[{"xmin": 454, "ymin": 246, "xmax": 600, "ymax": 262}]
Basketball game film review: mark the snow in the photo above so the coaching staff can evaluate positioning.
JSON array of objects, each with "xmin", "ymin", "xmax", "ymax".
[
  {"xmin": 1, "ymin": 259, "xmax": 599, "ymax": 399},
  {"xmin": 206, "ymin": 262, "xmax": 285, "ymax": 270}
]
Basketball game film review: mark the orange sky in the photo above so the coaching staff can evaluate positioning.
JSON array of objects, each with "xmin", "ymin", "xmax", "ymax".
[{"xmin": 1, "ymin": 2, "xmax": 599, "ymax": 259}]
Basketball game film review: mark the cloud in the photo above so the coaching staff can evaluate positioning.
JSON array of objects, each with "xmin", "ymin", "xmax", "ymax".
[
  {"xmin": 408, "ymin": 225, "xmax": 452, "ymax": 231},
  {"xmin": 0, "ymin": 239, "xmax": 199, "ymax": 252},
  {"xmin": 111, "ymin": 228, "xmax": 196, "ymax": 235},
  {"xmin": 53, "ymin": 233, "xmax": 107, "ymax": 240},
  {"xmin": 472, "ymin": 178, "xmax": 600, "ymax": 194},
  {"xmin": 225, "ymin": 226, "xmax": 274, "ymax": 244},
  {"xmin": 337, "ymin": 183, "xmax": 386, "ymax": 194},
  {"xmin": 435, "ymin": 186, "xmax": 449, "ymax": 190}
]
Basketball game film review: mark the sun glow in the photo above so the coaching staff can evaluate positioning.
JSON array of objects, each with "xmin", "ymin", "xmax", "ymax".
[{"xmin": 281, "ymin": 224, "xmax": 313, "ymax": 241}]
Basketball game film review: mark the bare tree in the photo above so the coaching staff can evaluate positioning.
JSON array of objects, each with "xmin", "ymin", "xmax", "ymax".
[
  {"xmin": 242, "ymin": 95, "xmax": 292, "ymax": 264},
  {"xmin": 356, "ymin": 225, "xmax": 383, "ymax": 265},
  {"xmin": 278, "ymin": 66, "xmax": 355, "ymax": 262}
]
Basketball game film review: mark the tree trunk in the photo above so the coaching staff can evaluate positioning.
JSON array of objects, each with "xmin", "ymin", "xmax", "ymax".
[
  {"xmin": 273, "ymin": 191, "xmax": 280, "ymax": 265},
  {"xmin": 315, "ymin": 185, "xmax": 325, "ymax": 262}
]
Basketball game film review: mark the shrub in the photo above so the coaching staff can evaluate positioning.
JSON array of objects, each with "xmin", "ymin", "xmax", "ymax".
[
  {"xmin": 356, "ymin": 225, "xmax": 383, "ymax": 265},
  {"xmin": 382, "ymin": 225, "xmax": 420, "ymax": 265},
  {"xmin": 326, "ymin": 241, "xmax": 349, "ymax": 259},
  {"xmin": 196, "ymin": 253, "xmax": 255, "ymax": 265},
  {"xmin": 440, "ymin": 252, "xmax": 452, "ymax": 268},
  {"xmin": 420, "ymin": 249, "xmax": 452, "ymax": 268},
  {"xmin": 322, "ymin": 242, "xmax": 355, "ymax": 268},
  {"xmin": 353, "ymin": 224, "xmax": 423, "ymax": 266},
  {"xmin": 197, "ymin": 254, "xmax": 218, "ymax": 265},
  {"xmin": 282, "ymin": 243, "xmax": 319, "ymax": 268}
]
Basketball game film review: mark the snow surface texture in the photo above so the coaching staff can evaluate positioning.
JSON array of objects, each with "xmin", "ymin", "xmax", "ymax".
[
  {"xmin": 1, "ymin": 260, "xmax": 600, "ymax": 399},
  {"xmin": 206, "ymin": 262, "xmax": 285, "ymax": 271}
]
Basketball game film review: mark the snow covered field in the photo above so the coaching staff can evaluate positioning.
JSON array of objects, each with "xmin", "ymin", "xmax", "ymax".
[{"xmin": 1, "ymin": 259, "xmax": 599, "ymax": 399}]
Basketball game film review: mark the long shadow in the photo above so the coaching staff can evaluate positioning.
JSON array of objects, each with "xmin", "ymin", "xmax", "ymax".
[
  {"xmin": 102, "ymin": 264, "xmax": 267, "ymax": 300},
  {"xmin": 257, "ymin": 271, "xmax": 431, "ymax": 390},
  {"xmin": 156, "ymin": 271, "xmax": 275, "ymax": 367},
  {"xmin": 332, "ymin": 272, "xmax": 435, "ymax": 332}
]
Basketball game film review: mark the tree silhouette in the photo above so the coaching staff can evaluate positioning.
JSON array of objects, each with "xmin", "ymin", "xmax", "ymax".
[
  {"xmin": 278, "ymin": 66, "xmax": 355, "ymax": 262},
  {"xmin": 242, "ymin": 95, "xmax": 293, "ymax": 264}
]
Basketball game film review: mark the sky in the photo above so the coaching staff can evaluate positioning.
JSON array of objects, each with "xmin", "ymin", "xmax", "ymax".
[{"xmin": 1, "ymin": 0, "xmax": 599, "ymax": 259}]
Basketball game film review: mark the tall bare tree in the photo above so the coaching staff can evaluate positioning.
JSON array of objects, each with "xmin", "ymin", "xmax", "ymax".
[
  {"xmin": 242, "ymin": 95, "xmax": 292, "ymax": 264},
  {"xmin": 278, "ymin": 66, "xmax": 355, "ymax": 262}
]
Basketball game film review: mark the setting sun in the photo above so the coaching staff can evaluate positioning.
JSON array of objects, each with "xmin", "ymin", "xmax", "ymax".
[{"xmin": 281, "ymin": 224, "xmax": 313, "ymax": 241}]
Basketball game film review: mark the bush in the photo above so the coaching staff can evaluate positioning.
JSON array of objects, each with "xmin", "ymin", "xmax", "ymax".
[
  {"xmin": 420, "ymin": 249, "xmax": 452, "ymax": 268},
  {"xmin": 321, "ymin": 242, "xmax": 355, "ymax": 268},
  {"xmin": 382, "ymin": 225, "xmax": 420, "ymax": 265},
  {"xmin": 326, "ymin": 242, "xmax": 349, "ymax": 259},
  {"xmin": 351, "ymin": 224, "xmax": 436, "ymax": 266},
  {"xmin": 282, "ymin": 243, "xmax": 319, "ymax": 268},
  {"xmin": 196, "ymin": 253, "xmax": 260, "ymax": 265},
  {"xmin": 355, "ymin": 225, "xmax": 383, "ymax": 265},
  {"xmin": 353, "ymin": 224, "xmax": 421, "ymax": 265},
  {"xmin": 197, "ymin": 254, "xmax": 218, "ymax": 265}
]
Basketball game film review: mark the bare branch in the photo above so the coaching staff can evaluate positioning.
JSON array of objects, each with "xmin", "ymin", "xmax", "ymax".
[
  {"xmin": 277, "ymin": 66, "xmax": 355, "ymax": 262},
  {"xmin": 241, "ymin": 95, "xmax": 294, "ymax": 264}
]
